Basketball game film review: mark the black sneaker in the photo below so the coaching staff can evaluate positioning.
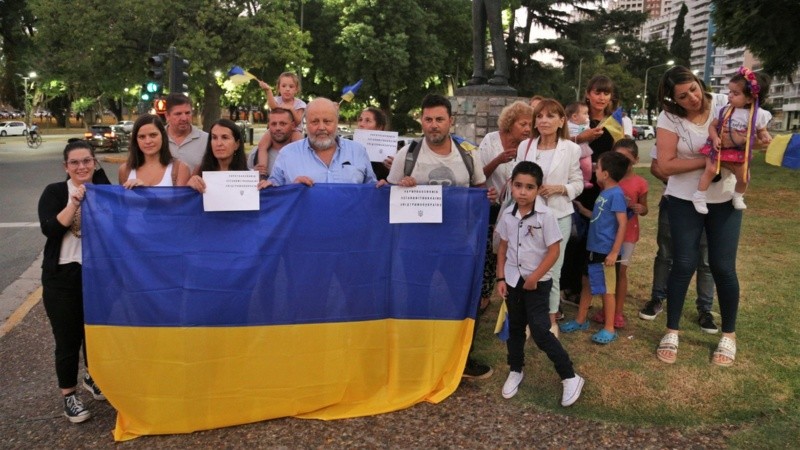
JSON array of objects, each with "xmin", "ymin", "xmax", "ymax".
[
  {"xmin": 83, "ymin": 374, "xmax": 106, "ymax": 401},
  {"xmin": 64, "ymin": 393, "xmax": 91, "ymax": 423},
  {"xmin": 638, "ymin": 299, "xmax": 664, "ymax": 320},
  {"xmin": 698, "ymin": 311, "xmax": 719, "ymax": 334},
  {"xmin": 462, "ymin": 358, "xmax": 493, "ymax": 380}
]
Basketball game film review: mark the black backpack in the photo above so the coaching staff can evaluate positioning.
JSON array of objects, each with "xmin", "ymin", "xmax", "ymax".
[{"xmin": 402, "ymin": 138, "xmax": 475, "ymax": 184}]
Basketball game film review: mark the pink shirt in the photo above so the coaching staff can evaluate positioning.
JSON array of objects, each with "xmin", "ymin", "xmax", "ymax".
[{"xmin": 618, "ymin": 175, "xmax": 648, "ymax": 243}]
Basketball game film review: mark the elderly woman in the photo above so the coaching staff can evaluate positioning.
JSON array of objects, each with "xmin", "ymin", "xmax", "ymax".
[
  {"xmin": 187, "ymin": 118, "xmax": 268, "ymax": 192},
  {"xmin": 38, "ymin": 140, "xmax": 110, "ymax": 423},
  {"xmin": 477, "ymin": 101, "xmax": 533, "ymax": 313},
  {"xmin": 118, "ymin": 114, "xmax": 190, "ymax": 187},
  {"xmin": 653, "ymin": 66, "xmax": 739, "ymax": 366},
  {"xmin": 516, "ymin": 99, "xmax": 584, "ymax": 336}
]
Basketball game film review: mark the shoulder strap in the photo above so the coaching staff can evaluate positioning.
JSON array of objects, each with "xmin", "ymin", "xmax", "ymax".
[
  {"xmin": 403, "ymin": 139, "xmax": 421, "ymax": 177},
  {"xmin": 523, "ymin": 138, "xmax": 535, "ymax": 161},
  {"xmin": 452, "ymin": 140, "xmax": 475, "ymax": 183}
]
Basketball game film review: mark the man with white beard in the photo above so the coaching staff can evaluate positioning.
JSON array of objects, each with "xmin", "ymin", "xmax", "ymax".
[{"xmin": 267, "ymin": 97, "xmax": 377, "ymax": 187}]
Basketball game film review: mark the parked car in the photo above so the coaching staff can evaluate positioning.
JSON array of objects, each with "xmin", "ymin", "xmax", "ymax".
[
  {"xmin": 0, "ymin": 121, "xmax": 30, "ymax": 136},
  {"xmin": 110, "ymin": 125, "xmax": 131, "ymax": 150},
  {"xmin": 84, "ymin": 125, "xmax": 124, "ymax": 152},
  {"xmin": 634, "ymin": 125, "xmax": 656, "ymax": 140},
  {"xmin": 118, "ymin": 120, "xmax": 134, "ymax": 133}
]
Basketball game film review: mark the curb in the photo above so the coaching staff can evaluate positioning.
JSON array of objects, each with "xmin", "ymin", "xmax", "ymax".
[{"xmin": 0, "ymin": 286, "xmax": 41, "ymax": 338}]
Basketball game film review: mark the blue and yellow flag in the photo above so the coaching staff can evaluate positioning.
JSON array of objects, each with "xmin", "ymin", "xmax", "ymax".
[
  {"xmin": 227, "ymin": 65, "xmax": 258, "ymax": 86},
  {"xmin": 766, "ymin": 133, "xmax": 800, "ymax": 169},
  {"xmin": 82, "ymin": 184, "xmax": 488, "ymax": 441},
  {"xmin": 599, "ymin": 107, "xmax": 625, "ymax": 143},
  {"xmin": 588, "ymin": 263, "xmax": 616, "ymax": 295},
  {"xmin": 341, "ymin": 79, "xmax": 363, "ymax": 103},
  {"xmin": 494, "ymin": 300, "xmax": 510, "ymax": 341}
]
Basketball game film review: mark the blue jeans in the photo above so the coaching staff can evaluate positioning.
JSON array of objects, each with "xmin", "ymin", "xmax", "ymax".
[
  {"xmin": 666, "ymin": 196, "xmax": 742, "ymax": 333},
  {"xmin": 506, "ymin": 278, "xmax": 574, "ymax": 379},
  {"xmin": 651, "ymin": 196, "xmax": 715, "ymax": 312}
]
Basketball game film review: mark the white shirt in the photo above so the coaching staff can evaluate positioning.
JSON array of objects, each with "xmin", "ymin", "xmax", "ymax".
[
  {"xmin": 59, "ymin": 180, "xmax": 82, "ymax": 265},
  {"xmin": 496, "ymin": 201, "xmax": 562, "ymax": 286},
  {"xmin": 516, "ymin": 137, "xmax": 584, "ymax": 219},
  {"xmin": 477, "ymin": 131, "xmax": 515, "ymax": 193},
  {"xmin": 657, "ymin": 93, "xmax": 736, "ymax": 202},
  {"xmin": 387, "ymin": 139, "xmax": 486, "ymax": 187}
]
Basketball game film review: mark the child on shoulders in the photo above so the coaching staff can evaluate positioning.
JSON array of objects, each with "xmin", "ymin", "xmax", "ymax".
[{"xmin": 257, "ymin": 71, "xmax": 306, "ymax": 166}]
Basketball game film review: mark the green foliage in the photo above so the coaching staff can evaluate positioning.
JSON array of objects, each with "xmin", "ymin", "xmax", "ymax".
[
  {"xmin": 712, "ymin": 0, "xmax": 800, "ymax": 79},
  {"xmin": 303, "ymin": 0, "xmax": 471, "ymax": 132}
]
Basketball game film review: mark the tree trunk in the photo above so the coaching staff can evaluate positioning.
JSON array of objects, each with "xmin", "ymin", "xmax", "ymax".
[{"xmin": 202, "ymin": 79, "xmax": 222, "ymax": 132}]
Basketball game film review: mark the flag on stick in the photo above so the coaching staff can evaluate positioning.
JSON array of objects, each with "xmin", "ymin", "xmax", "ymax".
[
  {"xmin": 766, "ymin": 133, "xmax": 800, "ymax": 170},
  {"xmin": 598, "ymin": 107, "xmax": 625, "ymax": 143},
  {"xmin": 341, "ymin": 79, "xmax": 363, "ymax": 103},
  {"xmin": 494, "ymin": 300, "xmax": 510, "ymax": 341},
  {"xmin": 588, "ymin": 263, "xmax": 616, "ymax": 295},
  {"xmin": 227, "ymin": 66, "xmax": 258, "ymax": 86}
]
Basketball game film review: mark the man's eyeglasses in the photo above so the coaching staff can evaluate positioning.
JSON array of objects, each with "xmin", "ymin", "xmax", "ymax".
[{"xmin": 66, "ymin": 157, "xmax": 96, "ymax": 168}]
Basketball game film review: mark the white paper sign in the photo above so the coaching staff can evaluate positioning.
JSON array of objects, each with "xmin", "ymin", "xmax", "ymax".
[
  {"xmin": 202, "ymin": 171, "xmax": 260, "ymax": 212},
  {"xmin": 353, "ymin": 129, "xmax": 399, "ymax": 162},
  {"xmin": 389, "ymin": 185, "xmax": 443, "ymax": 224}
]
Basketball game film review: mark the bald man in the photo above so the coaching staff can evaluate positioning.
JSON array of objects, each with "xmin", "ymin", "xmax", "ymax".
[{"xmin": 267, "ymin": 98, "xmax": 378, "ymax": 187}]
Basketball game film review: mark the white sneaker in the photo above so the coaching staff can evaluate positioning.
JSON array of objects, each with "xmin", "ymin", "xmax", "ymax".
[
  {"xmin": 561, "ymin": 374, "xmax": 585, "ymax": 406},
  {"xmin": 502, "ymin": 371, "xmax": 524, "ymax": 399},
  {"xmin": 692, "ymin": 191, "xmax": 708, "ymax": 214},
  {"xmin": 732, "ymin": 195, "xmax": 747, "ymax": 210}
]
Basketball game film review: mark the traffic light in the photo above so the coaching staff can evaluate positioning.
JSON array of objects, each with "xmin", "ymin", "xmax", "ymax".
[
  {"xmin": 141, "ymin": 84, "xmax": 151, "ymax": 101},
  {"xmin": 170, "ymin": 55, "xmax": 190, "ymax": 93},
  {"xmin": 147, "ymin": 53, "xmax": 167, "ymax": 93}
]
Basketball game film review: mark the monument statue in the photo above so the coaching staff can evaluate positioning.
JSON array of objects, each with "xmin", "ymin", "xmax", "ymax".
[{"xmin": 466, "ymin": 0, "xmax": 509, "ymax": 86}]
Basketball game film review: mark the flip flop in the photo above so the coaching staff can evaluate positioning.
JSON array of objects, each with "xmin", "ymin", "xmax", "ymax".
[
  {"xmin": 712, "ymin": 336, "xmax": 736, "ymax": 367},
  {"xmin": 591, "ymin": 329, "xmax": 618, "ymax": 344},
  {"xmin": 656, "ymin": 332, "xmax": 679, "ymax": 364}
]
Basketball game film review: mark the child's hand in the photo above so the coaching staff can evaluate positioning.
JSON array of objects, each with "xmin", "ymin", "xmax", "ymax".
[
  {"xmin": 712, "ymin": 136, "xmax": 722, "ymax": 150},
  {"xmin": 258, "ymin": 80, "xmax": 272, "ymax": 92},
  {"xmin": 578, "ymin": 126, "xmax": 605, "ymax": 143},
  {"xmin": 496, "ymin": 280, "xmax": 507, "ymax": 298},
  {"xmin": 758, "ymin": 130, "xmax": 772, "ymax": 146},
  {"xmin": 630, "ymin": 203, "xmax": 645, "ymax": 215},
  {"xmin": 604, "ymin": 252, "xmax": 618, "ymax": 266},
  {"xmin": 522, "ymin": 277, "xmax": 538, "ymax": 291}
]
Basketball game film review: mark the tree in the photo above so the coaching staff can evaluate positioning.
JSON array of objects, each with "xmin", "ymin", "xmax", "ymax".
[
  {"xmin": 0, "ymin": 0, "xmax": 36, "ymax": 109},
  {"xmin": 669, "ymin": 3, "xmax": 691, "ymax": 68},
  {"xmin": 712, "ymin": 0, "xmax": 800, "ymax": 79},
  {"xmin": 28, "ymin": 0, "xmax": 307, "ymax": 128},
  {"xmin": 302, "ymin": 0, "xmax": 472, "ymax": 132}
]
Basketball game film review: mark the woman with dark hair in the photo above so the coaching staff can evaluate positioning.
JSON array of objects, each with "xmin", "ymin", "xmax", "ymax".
[
  {"xmin": 187, "ymin": 118, "xmax": 268, "ymax": 192},
  {"xmin": 118, "ymin": 114, "xmax": 190, "ymax": 187},
  {"xmin": 562, "ymin": 75, "xmax": 619, "ymax": 304},
  {"xmin": 37, "ymin": 140, "xmax": 110, "ymax": 423},
  {"xmin": 357, "ymin": 107, "xmax": 392, "ymax": 180},
  {"xmin": 652, "ymin": 65, "xmax": 739, "ymax": 366}
]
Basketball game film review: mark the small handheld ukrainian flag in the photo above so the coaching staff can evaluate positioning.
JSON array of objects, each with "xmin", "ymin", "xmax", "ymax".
[
  {"xmin": 766, "ymin": 133, "xmax": 800, "ymax": 169},
  {"xmin": 340, "ymin": 79, "xmax": 363, "ymax": 103},
  {"xmin": 588, "ymin": 263, "xmax": 616, "ymax": 295},
  {"xmin": 494, "ymin": 300, "xmax": 510, "ymax": 341},
  {"xmin": 227, "ymin": 65, "xmax": 258, "ymax": 86},
  {"xmin": 599, "ymin": 107, "xmax": 625, "ymax": 143}
]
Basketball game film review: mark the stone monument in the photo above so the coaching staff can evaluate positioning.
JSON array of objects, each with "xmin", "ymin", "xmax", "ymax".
[{"xmin": 451, "ymin": 0, "xmax": 525, "ymax": 144}]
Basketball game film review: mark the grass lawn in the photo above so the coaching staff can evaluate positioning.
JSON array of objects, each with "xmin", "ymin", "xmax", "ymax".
[{"xmin": 472, "ymin": 152, "xmax": 800, "ymax": 448}]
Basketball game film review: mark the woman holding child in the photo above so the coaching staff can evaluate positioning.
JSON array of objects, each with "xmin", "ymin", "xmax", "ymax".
[
  {"xmin": 516, "ymin": 98, "xmax": 584, "ymax": 336},
  {"xmin": 653, "ymin": 66, "xmax": 741, "ymax": 366}
]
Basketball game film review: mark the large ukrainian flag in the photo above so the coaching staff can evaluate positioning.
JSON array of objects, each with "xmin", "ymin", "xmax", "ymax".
[{"xmin": 82, "ymin": 184, "xmax": 488, "ymax": 441}]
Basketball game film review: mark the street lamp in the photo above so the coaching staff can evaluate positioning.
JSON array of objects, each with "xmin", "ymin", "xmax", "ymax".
[
  {"xmin": 642, "ymin": 60, "xmax": 674, "ymax": 121},
  {"xmin": 17, "ymin": 71, "xmax": 37, "ymax": 128}
]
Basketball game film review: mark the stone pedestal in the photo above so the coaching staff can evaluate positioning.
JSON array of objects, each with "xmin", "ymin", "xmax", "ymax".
[{"xmin": 450, "ymin": 86, "xmax": 528, "ymax": 144}]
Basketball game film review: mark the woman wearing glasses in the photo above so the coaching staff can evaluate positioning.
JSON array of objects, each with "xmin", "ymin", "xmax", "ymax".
[{"xmin": 37, "ymin": 140, "xmax": 109, "ymax": 423}]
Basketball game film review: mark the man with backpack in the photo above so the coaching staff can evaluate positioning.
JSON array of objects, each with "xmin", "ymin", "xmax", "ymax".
[{"xmin": 387, "ymin": 94, "xmax": 494, "ymax": 379}]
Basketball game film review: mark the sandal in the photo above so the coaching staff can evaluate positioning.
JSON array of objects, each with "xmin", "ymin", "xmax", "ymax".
[
  {"xmin": 559, "ymin": 320, "xmax": 589, "ymax": 333},
  {"xmin": 614, "ymin": 313, "xmax": 626, "ymax": 329},
  {"xmin": 591, "ymin": 309, "xmax": 605, "ymax": 324},
  {"xmin": 656, "ymin": 332, "xmax": 679, "ymax": 364},
  {"xmin": 712, "ymin": 336, "xmax": 736, "ymax": 367},
  {"xmin": 591, "ymin": 329, "xmax": 618, "ymax": 344}
]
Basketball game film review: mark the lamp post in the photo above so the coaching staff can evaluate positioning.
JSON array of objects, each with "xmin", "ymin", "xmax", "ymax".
[
  {"xmin": 17, "ymin": 71, "xmax": 37, "ymax": 128},
  {"xmin": 642, "ymin": 60, "xmax": 674, "ymax": 121},
  {"xmin": 575, "ymin": 58, "xmax": 583, "ymax": 101}
]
